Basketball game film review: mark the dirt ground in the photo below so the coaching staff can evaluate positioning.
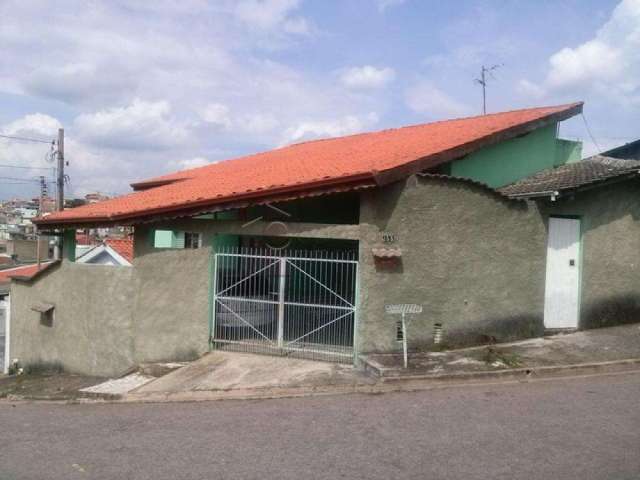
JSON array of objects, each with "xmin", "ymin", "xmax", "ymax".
[{"xmin": 0, "ymin": 374, "xmax": 105, "ymax": 400}]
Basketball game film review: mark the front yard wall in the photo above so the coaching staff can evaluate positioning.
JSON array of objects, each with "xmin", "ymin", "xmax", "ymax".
[
  {"xmin": 357, "ymin": 176, "xmax": 548, "ymax": 352},
  {"xmin": 132, "ymin": 246, "xmax": 211, "ymax": 363},
  {"xmin": 540, "ymin": 180, "xmax": 640, "ymax": 329},
  {"xmin": 13, "ymin": 177, "xmax": 638, "ymax": 374},
  {"xmin": 10, "ymin": 262, "xmax": 135, "ymax": 376}
]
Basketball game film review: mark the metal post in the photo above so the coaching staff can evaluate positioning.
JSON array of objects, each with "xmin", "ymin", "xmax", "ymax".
[
  {"xmin": 2, "ymin": 297, "xmax": 10, "ymax": 374},
  {"xmin": 352, "ymin": 260, "xmax": 360, "ymax": 366},
  {"xmin": 277, "ymin": 257, "xmax": 286, "ymax": 348},
  {"xmin": 54, "ymin": 128, "xmax": 64, "ymax": 260},
  {"xmin": 210, "ymin": 252, "xmax": 218, "ymax": 349},
  {"xmin": 402, "ymin": 312, "xmax": 408, "ymax": 369}
]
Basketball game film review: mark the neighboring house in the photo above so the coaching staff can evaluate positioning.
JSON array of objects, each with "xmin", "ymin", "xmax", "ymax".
[
  {"xmin": 75, "ymin": 238, "xmax": 134, "ymax": 266},
  {"xmin": 12, "ymin": 101, "xmax": 638, "ymax": 377},
  {"xmin": 0, "ymin": 262, "xmax": 53, "ymax": 373},
  {"xmin": 500, "ymin": 155, "xmax": 640, "ymax": 330}
]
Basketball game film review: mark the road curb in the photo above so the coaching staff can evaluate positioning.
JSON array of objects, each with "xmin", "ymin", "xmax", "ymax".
[
  {"xmin": 3, "ymin": 358, "xmax": 639, "ymax": 405},
  {"xmin": 119, "ymin": 358, "xmax": 640, "ymax": 404}
]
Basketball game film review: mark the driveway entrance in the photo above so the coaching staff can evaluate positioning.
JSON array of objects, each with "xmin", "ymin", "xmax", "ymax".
[{"xmin": 212, "ymin": 247, "xmax": 358, "ymax": 363}]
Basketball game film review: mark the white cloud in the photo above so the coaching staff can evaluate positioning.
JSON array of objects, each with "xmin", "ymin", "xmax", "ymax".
[
  {"xmin": 2, "ymin": 113, "xmax": 62, "ymax": 138},
  {"xmin": 404, "ymin": 81, "xmax": 471, "ymax": 118},
  {"xmin": 282, "ymin": 112, "xmax": 379, "ymax": 145},
  {"xmin": 0, "ymin": 1, "xmax": 390, "ymax": 196},
  {"xmin": 238, "ymin": 113, "xmax": 281, "ymax": 134},
  {"xmin": 167, "ymin": 156, "xmax": 211, "ymax": 171},
  {"xmin": 200, "ymin": 103, "xmax": 232, "ymax": 129},
  {"xmin": 376, "ymin": 0, "xmax": 407, "ymax": 12},
  {"xmin": 525, "ymin": 0, "xmax": 640, "ymax": 105},
  {"xmin": 74, "ymin": 99, "xmax": 189, "ymax": 150},
  {"xmin": 0, "ymin": 113, "xmax": 131, "ymax": 198},
  {"xmin": 234, "ymin": 0, "xmax": 308, "ymax": 33},
  {"xmin": 340, "ymin": 66, "xmax": 396, "ymax": 89},
  {"xmin": 516, "ymin": 79, "xmax": 546, "ymax": 99}
]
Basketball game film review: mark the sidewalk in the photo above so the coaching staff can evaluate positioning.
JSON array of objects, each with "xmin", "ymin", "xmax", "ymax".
[
  {"xmin": 123, "ymin": 324, "xmax": 640, "ymax": 402},
  {"xmin": 364, "ymin": 323, "xmax": 640, "ymax": 377},
  {"xmin": 3, "ymin": 324, "xmax": 640, "ymax": 403}
]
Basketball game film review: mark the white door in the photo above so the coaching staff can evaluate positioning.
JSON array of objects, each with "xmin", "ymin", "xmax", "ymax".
[
  {"xmin": 544, "ymin": 217, "xmax": 581, "ymax": 329},
  {"xmin": 0, "ymin": 300, "xmax": 6, "ymax": 373}
]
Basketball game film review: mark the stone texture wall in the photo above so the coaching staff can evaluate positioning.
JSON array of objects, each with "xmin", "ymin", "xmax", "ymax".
[
  {"xmin": 11, "ymin": 177, "xmax": 638, "ymax": 374},
  {"xmin": 132, "ymin": 246, "xmax": 211, "ymax": 363},
  {"xmin": 357, "ymin": 176, "xmax": 548, "ymax": 352},
  {"xmin": 540, "ymin": 180, "xmax": 640, "ymax": 329},
  {"xmin": 10, "ymin": 262, "xmax": 136, "ymax": 376}
]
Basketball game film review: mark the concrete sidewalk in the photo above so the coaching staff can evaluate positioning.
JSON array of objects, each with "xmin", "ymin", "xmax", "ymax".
[
  {"xmin": 122, "ymin": 324, "xmax": 640, "ymax": 403},
  {"xmin": 364, "ymin": 323, "xmax": 640, "ymax": 377}
]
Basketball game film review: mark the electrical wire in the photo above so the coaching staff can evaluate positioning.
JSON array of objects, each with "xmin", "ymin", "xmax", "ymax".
[
  {"xmin": 0, "ymin": 134, "xmax": 54, "ymax": 144},
  {"xmin": 580, "ymin": 113, "xmax": 602, "ymax": 153},
  {"xmin": 0, "ymin": 164, "xmax": 55, "ymax": 170},
  {"xmin": 0, "ymin": 176, "xmax": 41, "ymax": 182}
]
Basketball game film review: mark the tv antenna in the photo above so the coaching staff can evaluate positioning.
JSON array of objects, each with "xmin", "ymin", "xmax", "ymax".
[{"xmin": 475, "ymin": 64, "xmax": 502, "ymax": 115}]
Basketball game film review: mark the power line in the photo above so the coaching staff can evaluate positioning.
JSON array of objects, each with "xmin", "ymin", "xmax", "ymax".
[
  {"xmin": 581, "ymin": 113, "xmax": 601, "ymax": 153},
  {"xmin": 0, "ymin": 175, "xmax": 40, "ymax": 182},
  {"xmin": 564, "ymin": 133, "xmax": 638, "ymax": 142},
  {"xmin": 0, "ymin": 163, "xmax": 55, "ymax": 170},
  {"xmin": 0, "ymin": 133, "xmax": 55, "ymax": 144}
]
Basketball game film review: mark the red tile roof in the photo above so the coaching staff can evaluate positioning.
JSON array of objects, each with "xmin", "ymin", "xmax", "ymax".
[
  {"xmin": 35, "ymin": 103, "xmax": 582, "ymax": 227},
  {"xmin": 0, "ymin": 262, "xmax": 53, "ymax": 284},
  {"xmin": 105, "ymin": 238, "xmax": 134, "ymax": 263}
]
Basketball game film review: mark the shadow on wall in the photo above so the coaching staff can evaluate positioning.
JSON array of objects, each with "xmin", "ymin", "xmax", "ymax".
[
  {"xmin": 409, "ymin": 313, "xmax": 545, "ymax": 351},
  {"xmin": 581, "ymin": 294, "xmax": 640, "ymax": 330}
]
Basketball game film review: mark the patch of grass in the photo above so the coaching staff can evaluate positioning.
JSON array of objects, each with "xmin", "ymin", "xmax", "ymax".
[{"xmin": 23, "ymin": 360, "xmax": 65, "ymax": 375}]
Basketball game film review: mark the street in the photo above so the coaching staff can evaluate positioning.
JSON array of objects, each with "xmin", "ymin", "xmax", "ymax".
[{"xmin": 1, "ymin": 372, "xmax": 639, "ymax": 480}]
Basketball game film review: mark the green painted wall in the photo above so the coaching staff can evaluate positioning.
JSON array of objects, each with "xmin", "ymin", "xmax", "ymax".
[
  {"xmin": 448, "ymin": 124, "xmax": 582, "ymax": 188},
  {"xmin": 63, "ymin": 229, "xmax": 76, "ymax": 262},
  {"xmin": 556, "ymin": 138, "xmax": 582, "ymax": 165}
]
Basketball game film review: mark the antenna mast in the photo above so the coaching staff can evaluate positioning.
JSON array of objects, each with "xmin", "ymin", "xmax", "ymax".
[{"xmin": 475, "ymin": 64, "xmax": 502, "ymax": 115}]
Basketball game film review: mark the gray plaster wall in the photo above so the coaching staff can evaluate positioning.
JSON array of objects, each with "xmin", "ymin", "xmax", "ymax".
[
  {"xmin": 357, "ymin": 176, "xmax": 548, "ymax": 352},
  {"xmin": 10, "ymin": 262, "xmax": 135, "ymax": 376},
  {"xmin": 540, "ymin": 180, "xmax": 640, "ymax": 329},
  {"xmin": 132, "ymin": 245, "xmax": 211, "ymax": 363}
]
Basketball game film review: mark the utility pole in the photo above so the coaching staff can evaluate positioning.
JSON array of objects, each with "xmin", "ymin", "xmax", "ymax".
[
  {"xmin": 54, "ymin": 128, "xmax": 64, "ymax": 259},
  {"xmin": 56, "ymin": 128, "xmax": 64, "ymax": 212},
  {"xmin": 475, "ymin": 64, "xmax": 502, "ymax": 115}
]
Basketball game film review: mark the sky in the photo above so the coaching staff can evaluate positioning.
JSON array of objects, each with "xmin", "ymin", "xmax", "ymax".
[{"xmin": 0, "ymin": 0, "xmax": 638, "ymax": 200}]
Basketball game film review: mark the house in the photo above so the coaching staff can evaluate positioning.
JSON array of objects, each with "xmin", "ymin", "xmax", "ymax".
[
  {"xmin": 0, "ymin": 262, "xmax": 53, "ymax": 373},
  {"xmin": 10, "ymin": 101, "xmax": 637, "ymax": 377},
  {"xmin": 75, "ymin": 237, "xmax": 134, "ymax": 266},
  {"xmin": 500, "ymin": 155, "xmax": 640, "ymax": 330}
]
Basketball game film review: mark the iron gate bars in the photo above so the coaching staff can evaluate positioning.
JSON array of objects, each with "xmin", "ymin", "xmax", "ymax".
[{"xmin": 212, "ymin": 247, "xmax": 359, "ymax": 363}]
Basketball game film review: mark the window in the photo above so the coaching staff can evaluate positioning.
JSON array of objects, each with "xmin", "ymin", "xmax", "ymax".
[
  {"xmin": 184, "ymin": 232, "xmax": 202, "ymax": 249},
  {"xmin": 153, "ymin": 230, "xmax": 202, "ymax": 249}
]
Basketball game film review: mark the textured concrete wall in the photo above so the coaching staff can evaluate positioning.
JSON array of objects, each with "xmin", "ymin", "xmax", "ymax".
[
  {"xmin": 10, "ymin": 262, "xmax": 135, "ymax": 376},
  {"xmin": 132, "ymin": 246, "xmax": 211, "ymax": 363},
  {"xmin": 14, "ymin": 178, "xmax": 636, "ymax": 373},
  {"xmin": 357, "ymin": 176, "xmax": 547, "ymax": 352},
  {"xmin": 540, "ymin": 180, "xmax": 640, "ymax": 329}
]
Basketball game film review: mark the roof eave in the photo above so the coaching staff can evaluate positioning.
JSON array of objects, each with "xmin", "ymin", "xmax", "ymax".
[
  {"xmin": 372, "ymin": 102, "xmax": 583, "ymax": 186},
  {"xmin": 33, "ymin": 175, "xmax": 377, "ymax": 229}
]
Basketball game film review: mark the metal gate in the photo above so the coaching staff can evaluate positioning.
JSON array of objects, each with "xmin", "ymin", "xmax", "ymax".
[{"xmin": 211, "ymin": 247, "xmax": 358, "ymax": 363}]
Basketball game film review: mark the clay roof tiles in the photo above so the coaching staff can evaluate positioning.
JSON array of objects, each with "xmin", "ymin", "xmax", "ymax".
[{"xmin": 35, "ymin": 102, "xmax": 582, "ymax": 227}]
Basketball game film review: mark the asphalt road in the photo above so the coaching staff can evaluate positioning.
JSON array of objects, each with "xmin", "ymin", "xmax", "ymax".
[{"xmin": 1, "ymin": 372, "xmax": 639, "ymax": 480}]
